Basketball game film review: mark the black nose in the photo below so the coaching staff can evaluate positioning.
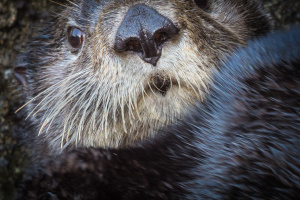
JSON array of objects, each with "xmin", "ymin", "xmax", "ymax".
[{"xmin": 114, "ymin": 4, "xmax": 179, "ymax": 66}]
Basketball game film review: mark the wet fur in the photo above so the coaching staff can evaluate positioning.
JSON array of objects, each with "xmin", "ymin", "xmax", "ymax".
[
  {"xmin": 16, "ymin": 27, "xmax": 300, "ymax": 199},
  {"xmin": 15, "ymin": 0, "xmax": 271, "ymax": 156}
]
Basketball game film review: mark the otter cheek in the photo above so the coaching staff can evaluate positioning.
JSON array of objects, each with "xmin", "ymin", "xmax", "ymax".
[{"xmin": 14, "ymin": 66, "xmax": 28, "ymax": 87}]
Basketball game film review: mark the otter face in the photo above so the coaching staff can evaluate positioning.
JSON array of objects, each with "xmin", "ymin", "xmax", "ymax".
[{"xmin": 15, "ymin": 0, "xmax": 271, "ymax": 153}]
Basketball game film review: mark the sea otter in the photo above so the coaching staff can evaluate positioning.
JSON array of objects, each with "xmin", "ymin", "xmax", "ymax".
[
  {"xmin": 14, "ymin": 0, "xmax": 271, "ymax": 160},
  {"xmin": 16, "ymin": 27, "xmax": 300, "ymax": 199}
]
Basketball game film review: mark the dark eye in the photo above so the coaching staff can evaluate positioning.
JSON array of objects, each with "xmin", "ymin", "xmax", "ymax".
[
  {"xmin": 67, "ymin": 27, "xmax": 85, "ymax": 49},
  {"xmin": 194, "ymin": 0, "xmax": 209, "ymax": 10}
]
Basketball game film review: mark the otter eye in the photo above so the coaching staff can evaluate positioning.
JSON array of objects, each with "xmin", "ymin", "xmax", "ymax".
[
  {"xmin": 194, "ymin": 0, "xmax": 209, "ymax": 10},
  {"xmin": 67, "ymin": 27, "xmax": 85, "ymax": 49}
]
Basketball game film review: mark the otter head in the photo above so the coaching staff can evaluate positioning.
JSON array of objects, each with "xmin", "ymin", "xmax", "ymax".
[{"xmin": 15, "ymin": 0, "xmax": 271, "ymax": 154}]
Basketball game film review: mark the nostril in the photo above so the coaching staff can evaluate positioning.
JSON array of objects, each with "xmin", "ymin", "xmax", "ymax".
[
  {"xmin": 126, "ymin": 39, "xmax": 142, "ymax": 52},
  {"xmin": 154, "ymin": 32, "xmax": 169, "ymax": 47},
  {"xmin": 154, "ymin": 22, "xmax": 179, "ymax": 47},
  {"xmin": 115, "ymin": 38, "xmax": 143, "ymax": 53}
]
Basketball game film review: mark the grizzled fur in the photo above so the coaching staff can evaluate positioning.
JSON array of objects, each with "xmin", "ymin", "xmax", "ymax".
[
  {"xmin": 16, "ymin": 27, "xmax": 300, "ymax": 199},
  {"xmin": 14, "ymin": 0, "xmax": 272, "ymax": 158}
]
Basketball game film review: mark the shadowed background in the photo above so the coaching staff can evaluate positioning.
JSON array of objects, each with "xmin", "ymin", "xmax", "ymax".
[{"xmin": 0, "ymin": 0, "xmax": 300, "ymax": 199}]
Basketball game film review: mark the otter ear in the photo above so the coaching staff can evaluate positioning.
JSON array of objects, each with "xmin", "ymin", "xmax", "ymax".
[{"xmin": 14, "ymin": 55, "xmax": 28, "ymax": 87}]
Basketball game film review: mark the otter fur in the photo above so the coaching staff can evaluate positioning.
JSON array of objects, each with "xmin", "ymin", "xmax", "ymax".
[
  {"xmin": 14, "ymin": 0, "xmax": 271, "ymax": 159},
  {"xmin": 16, "ymin": 27, "xmax": 300, "ymax": 199}
]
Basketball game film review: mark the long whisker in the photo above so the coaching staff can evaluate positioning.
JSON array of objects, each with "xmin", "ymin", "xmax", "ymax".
[{"xmin": 15, "ymin": 79, "xmax": 64, "ymax": 114}]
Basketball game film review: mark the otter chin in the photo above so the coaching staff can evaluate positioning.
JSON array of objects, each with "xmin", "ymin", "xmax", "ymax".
[{"xmin": 15, "ymin": 0, "xmax": 271, "ymax": 155}]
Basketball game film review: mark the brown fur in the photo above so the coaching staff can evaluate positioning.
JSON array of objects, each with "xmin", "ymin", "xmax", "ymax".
[{"xmin": 15, "ymin": 0, "xmax": 271, "ymax": 158}]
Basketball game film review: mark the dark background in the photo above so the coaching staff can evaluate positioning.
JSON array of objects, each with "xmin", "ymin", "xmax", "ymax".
[{"xmin": 0, "ymin": 0, "xmax": 300, "ymax": 199}]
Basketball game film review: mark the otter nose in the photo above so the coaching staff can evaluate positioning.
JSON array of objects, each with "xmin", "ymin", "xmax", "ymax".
[{"xmin": 114, "ymin": 4, "xmax": 179, "ymax": 66}]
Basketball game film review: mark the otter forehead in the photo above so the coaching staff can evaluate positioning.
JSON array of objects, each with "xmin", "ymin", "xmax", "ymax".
[
  {"xmin": 15, "ymin": 0, "xmax": 271, "ymax": 153},
  {"xmin": 65, "ymin": 0, "xmax": 105, "ymax": 32},
  {"xmin": 64, "ymin": 0, "xmax": 180, "ymax": 37}
]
